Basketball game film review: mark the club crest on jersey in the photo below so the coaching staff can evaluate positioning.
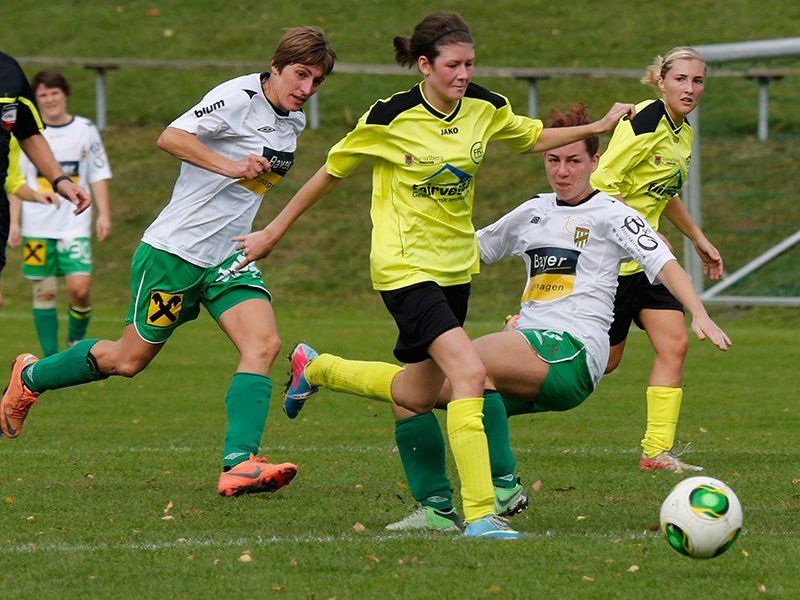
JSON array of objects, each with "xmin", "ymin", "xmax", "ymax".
[
  {"xmin": 405, "ymin": 153, "xmax": 413, "ymax": 166},
  {"xmin": 654, "ymin": 155, "xmax": 662, "ymax": 165},
  {"xmin": 522, "ymin": 247, "xmax": 580, "ymax": 302},
  {"xmin": 147, "ymin": 291, "xmax": 183, "ymax": 327},
  {"xmin": 1, "ymin": 103, "xmax": 18, "ymax": 131},
  {"xmin": 470, "ymin": 141, "xmax": 484, "ymax": 164},
  {"xmin": 573, "ymin": 226, "xmax": 590, "ymax": 248}
]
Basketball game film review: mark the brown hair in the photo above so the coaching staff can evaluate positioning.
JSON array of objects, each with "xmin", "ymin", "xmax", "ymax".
[
  {"xmin": 641, "ymin": 46, "xmax": 705, "ymax": 90},
  {"xmin": 393, "ymin": 13, "xmax": 472, "ymax": 68},
  {"xmin": 31, "ymin": 71, "xmax": 71, "ymax": 96},
  {"xmin": 547, "ymin": 104, "xmax": 599, "ymax": 156},
  {"xmin": 271, "ymin": 26, "xmax": 336, "ymax": 76}
]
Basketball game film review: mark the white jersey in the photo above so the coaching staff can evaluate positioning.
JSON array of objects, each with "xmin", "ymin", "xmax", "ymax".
[
  {"xmin": 19, "ymin": 116, "xmax": 111, "ymax": 239},
  {"xmin": 477, "ymin": 190, "xmax": 675, "ymax": 384},
  {"xmin": 142, "ymin": 73, "xmax": 305, "ymax": 267}
]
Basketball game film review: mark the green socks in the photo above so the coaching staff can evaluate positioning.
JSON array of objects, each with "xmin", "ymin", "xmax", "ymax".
[
  {"xmin": 32, "ymin": 308, "xmax": 59, "ymax": 357},
  {"xmin": 67, "ymin": 305, "xmax": 92, "ymax": 344},
  {"xmin": 395, "ymin": 412, "xmax": 453, "ymax": 512},
  {"xmin": 22, "ymin": 338, "xmax": 102, "ymax": 393},
  {"xmin": 483, "ymin": 390, "xmax": 517, "ymax": 489},
  {"xmin": 223, "ymin": 373, "xmax": 272, "ymax": 470}
]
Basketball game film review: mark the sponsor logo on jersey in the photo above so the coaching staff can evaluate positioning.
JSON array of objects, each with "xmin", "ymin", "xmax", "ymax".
[
  {"xmin": 407, "ymin": 153, "xmax": 443, "ymax": 166},
  {"xmin": 412, "ymin": 163, "xmax": 472, "ymax": 200},
  {"xmin": 440, "ymin": 126, "xmax": 458, "ymax": 135},
  {"xmin": 621, "ymin": 215, "xmax": 659, "ymax": 251},
  {"xmin": 646, "ymin": 169, "xmax": 683, "ymax": 201},
  {"xmin": 147, "ymin": 291, "xmax": 183, "ymax": 327},
  {"xmin": 522, "ymin": 247, "xmax": 580, "ymax": 302},
  {"xmin": 470, "ymin": 141, "xmax": 484, "ymax": 164},
  {"xmin": 574, "ymin": 226, "xmax": 590, "ymax": 248},
  {"xmin": 1, "ymin": 103, "xmax": 17, "ymax": 131},
  {"xmin": 194, "ymin": 99, "xmax": 225, "ymax": 118},
  {"xmin": 23, "ymin": 240, "xmax": 47, "ymax": 266},
  {"xmin": 405, "ymin": 153, "xmax": 413, "ymax": 166},
  {"xmin": 237, "ymin": 148, "xmax": 295, "ymax": 195}
]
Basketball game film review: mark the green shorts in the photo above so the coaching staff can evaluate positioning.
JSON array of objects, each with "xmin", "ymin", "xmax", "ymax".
[
  {"xmin": 22, "ymin": 237, "xmax": 92, "ymax": 279},
  {"xmin": 124, "ymin": 243, "xmax": 271, "ymax": 344},
  {"xmin": 501, "ymin": 329, "xmax": 595, "ymax": 415}
]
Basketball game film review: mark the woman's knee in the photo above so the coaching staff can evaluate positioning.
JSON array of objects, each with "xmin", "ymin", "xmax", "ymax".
[
  {"xmin": 240, "ymin": 333, "xmax": 282, "ymax": 369},
  {"xmin": 112, "ymin": 356, "xmax": 150, "ymax": 378}
]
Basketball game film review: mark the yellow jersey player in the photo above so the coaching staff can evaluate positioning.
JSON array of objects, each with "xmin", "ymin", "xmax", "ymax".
[
  {"xmin": 590, "ymin": 47, "xmax": 723, "ymax": 472},
  {"xmin": 235, "ymin": 13, "xmax": 634, "ymax": 537}
]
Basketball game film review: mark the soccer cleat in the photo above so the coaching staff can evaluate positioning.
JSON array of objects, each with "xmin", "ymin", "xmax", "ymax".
[
  {"xmin": 494, "ymin": 481, "xmax": 529, "ymax": 517},
  {"xmin": 463, "ymin": 514, "xmax": 522, "ymax": 539},
  {"xmin": 0, "ymin": 354, "xmax": 40, "ymax": 439},
  {"xmin": 385, "ymin": 505, "xmax": 463, "ymax": 532},
  {"xmin": 284, "ymin": 343, "xmax": 319, "ymax": 419},
  {"xmin": 640, "ymin": 441, "xmax": 704, "ymax": 473},
  {"xmin": 217, "ymin": 454, "xmax": 297, "ymax": 497}
]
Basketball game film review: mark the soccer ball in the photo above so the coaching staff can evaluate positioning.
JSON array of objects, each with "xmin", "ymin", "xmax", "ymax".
[{"xmin": 660, "ymin": 476, "xmax": 743, "ymax": 559}]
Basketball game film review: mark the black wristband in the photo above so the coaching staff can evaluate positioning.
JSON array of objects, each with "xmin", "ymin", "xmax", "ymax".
[{"xmin": 52, "ymin": 175, "xmax": 71, "ymax": 191}]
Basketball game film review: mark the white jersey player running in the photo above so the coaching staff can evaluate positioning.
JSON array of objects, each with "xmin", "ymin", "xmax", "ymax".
[{"xmin": 0, "ymin": 27, "xmax": 337, "ymax": 500}]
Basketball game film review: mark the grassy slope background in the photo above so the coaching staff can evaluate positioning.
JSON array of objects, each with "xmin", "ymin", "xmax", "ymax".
[{"xmin": 2, "ymin": 1, "xmax": 800, "ymax": 598}]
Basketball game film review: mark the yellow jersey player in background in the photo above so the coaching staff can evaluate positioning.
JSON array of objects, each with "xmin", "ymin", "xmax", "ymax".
[
  {"xmin": 590, "ymin": 47, "xmax": 723, "ymax": 472},
  {"xmin": 234, "ymin": 12, "xmax": 635, "ymax": 538}
]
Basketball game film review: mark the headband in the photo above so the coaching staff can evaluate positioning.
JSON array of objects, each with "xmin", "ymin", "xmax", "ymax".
[{"xmin": 429, "ymin": 28, "xmax": 470, "ymax": 47}]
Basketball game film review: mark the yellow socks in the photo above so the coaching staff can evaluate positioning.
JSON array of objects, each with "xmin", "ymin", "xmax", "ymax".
[
  {"xmin": 447, "ymin": 397, "xmax": 494, "ymax": 523},
  {"xmin": 641, "ymin": 386, "xmax": 683, "ymax": 457},
  {"xmin": 305, "ymin": 353, "xmax": 402, "ymax": 403}
]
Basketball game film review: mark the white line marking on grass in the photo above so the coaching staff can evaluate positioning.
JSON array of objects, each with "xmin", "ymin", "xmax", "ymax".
[
  {"xmin": 0, "ymin": 530, "xmax": 669, "ymax": 554},
  {"xmin": 11, "ymin": 444, "xmax": 645, "ymax": 456}
]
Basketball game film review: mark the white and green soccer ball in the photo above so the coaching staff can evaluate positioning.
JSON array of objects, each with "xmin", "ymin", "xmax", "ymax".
[{"xmin": 660, "ymin": 476, "xmax": 743, "ymax": 559}]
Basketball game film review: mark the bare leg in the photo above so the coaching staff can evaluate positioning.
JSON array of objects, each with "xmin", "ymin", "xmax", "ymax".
[
  {"xmin": 91, "ymin": 325, "xmax": 164, "ymax": 377},
  {"xmin": 217, "ymin": 298, "xmax": 281, "ymax": 375}
]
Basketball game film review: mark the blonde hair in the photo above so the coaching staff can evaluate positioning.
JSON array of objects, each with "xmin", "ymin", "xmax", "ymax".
[{"xmin": 641, "ymin": 47, "xmax": 705, "ymax": 90}]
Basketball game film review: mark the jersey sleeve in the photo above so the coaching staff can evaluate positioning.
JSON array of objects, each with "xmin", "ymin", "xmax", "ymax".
[
  {"xmin": 85, "ymin": 122, "xmax": 112, "ymax": 184},
  {"xmin": 590, "ymin": 118, "xmax": 653, "ymax": 196},
  {"xmin": 489, "ymin": 102, "xmax": 543, "ymax": 153},
  {"xmin": 608, "ymin": 202, "xmax": 675, "ymax": 282},
  {"xmin": 325, "ymin": 112, "xmax": 383, "ymax": 179},
  {"xmin": 477, "ymin": 199, "xmax": 535, "ymax": 264},
  {"xmin": 169, "ymin": 84, "xmax": 245, "ymax": 138},
  {"xmin": 4, "ymin": 136, "xmax": 26, "ymax": 195},
  {"xmin": 8, "ymin": 63, "xmax": 44, "ymax": 141}
]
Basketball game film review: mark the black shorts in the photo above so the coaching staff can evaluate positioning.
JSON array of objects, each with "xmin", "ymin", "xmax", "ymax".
[
  {"xmin": 0, "ymin": 195, "xmax": 9, "ymax": 274},
  {"xmin": 608, "ymin": 271, "xmax": 684, "ymax": 346},
  {"xmin": 380, "ymin": 281, "xmax": 470, "ymax": 364}
]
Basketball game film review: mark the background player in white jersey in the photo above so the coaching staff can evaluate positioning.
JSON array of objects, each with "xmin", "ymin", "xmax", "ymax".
[
  {"xmin": 283, "ymin": 105, "xmax": 731, "ymax": 530},
  {"xmin": 0, "ymin": 28, "xmax": 337, "ymax": 499},
  {"xmin": 12, "ymin": 71, "xmax": 112, "ymax": 357}
]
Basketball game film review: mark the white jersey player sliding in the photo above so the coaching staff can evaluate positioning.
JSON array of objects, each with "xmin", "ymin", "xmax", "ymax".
[{"xmin": 283, "ymin": 104, "xmax": 731, "ymax": 532}]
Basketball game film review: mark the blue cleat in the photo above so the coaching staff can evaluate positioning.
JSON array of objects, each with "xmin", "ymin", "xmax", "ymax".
[
  {"xmin": 463, "ymin": 514, "xmax": 522, "ymax": 539},
  {"xmin": 284, "ymin": 343, "xmax": 319, "ymax": 419}
]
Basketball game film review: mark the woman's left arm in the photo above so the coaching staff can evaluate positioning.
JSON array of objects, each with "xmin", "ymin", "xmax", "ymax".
[
  {"xmin": 663, "ymin": 195, "xmax": 723, "ymax": 280},
  {"xmin": 529, "ymin": 103, "xmax": 636, "ymax": 153}
]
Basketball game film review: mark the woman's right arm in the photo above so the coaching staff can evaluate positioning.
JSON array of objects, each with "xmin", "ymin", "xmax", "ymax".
[{"xmin": 234, "ymin": 165, "xmax": 342, "ymax": 268}]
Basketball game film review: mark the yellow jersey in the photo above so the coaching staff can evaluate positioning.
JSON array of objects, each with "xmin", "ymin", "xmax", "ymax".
[
  {"xmin": 326, "ymin": 82, "xmax": 542, "ymax": 290},
  {"xmin": 590, "ymin": 99, "xmax": 693, "ymax": 275},
  {"xmin": 4, "ymin": 136, "xmax": 25, "ymax": 196}
]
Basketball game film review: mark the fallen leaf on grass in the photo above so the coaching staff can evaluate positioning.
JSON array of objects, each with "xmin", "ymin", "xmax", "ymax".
[
  {"xmin": 4, "ymin": 497, "xmax": 12, "ymax": 504},
  {"xmin": 532, "ymin": 480, "xmax": 542, "ymax": 493},
  {"xmin": 271, "ymin": 584, "xmax": 285, "ymax": 592},
  {"xmin": 742, "ymin": 550, "xmax": 750, "ymax": 557},
  {"xmin": 353, "ymin": 522, "xmax": 366, "ymax": 533},
  {"xmin": 365, "ymin": 554, "xmax": 380, "ymax": 563},
  {"xmin": 213, "ymin": 559, "xmax": 221, "ymax": 566},
  {"xmin": 239, "ymin": 551, "xmax": 253, "ymax": 563},
  {"xmin": 176, "ymin": 538, "xmax": 187, "ymax": 544},
  {"xmin": 699, "ymin": 427, "xmax": 708, "ymax": 433},
  {"xmin": 486, "ymin": 585, "xmax": 502, "ymax": 594},
  {"xmin": 161, "ymin": 515, "xmax": 175, "ymax": 521},
  {"xmin": 26, "ymin": 516, "xmax": 34, "ymax": 522},
  {"xmin": 758, "ymin": 584, "xmax": 766, "ymax": 593},
  {"xmin": 395, "ymin": 481, "xmax": 408, "ymax": 491},
  {"xmin": 355, "ymin": 484, "xmax": 364, "ymax": 492},
  {"xmin": 576, "ymin": 515, "xmax": 589, "ymax": 521},
  {"xmin": 145, "ymin": 7, "xmax": 160, "ymax": 17},
  {"xmin": 627, "ymin": 565, "xmax": 639, "ymax": 573},
  {"xmin": 581, "ymin": 576, "xmax": 594, "ymax": 582},
  {"xmin": 290, "ymin": 558, "xmax": 298, "ymax": 567},
  {"xmin": 163, "ymin": 501, "xmax": 174, "ymax": 515}
]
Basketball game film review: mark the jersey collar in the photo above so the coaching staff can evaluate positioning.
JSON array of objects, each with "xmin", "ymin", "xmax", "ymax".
[
  {"xmin": 659, "ymin": 99, "xmax": 684, "ymax": 135},
  {"xmin": 417, "ymin": 83, "xmax": 461, "ymax": 123},
  {"xmin": 556, "ymin": 189, "xmax": 600, "ymax": 207}
]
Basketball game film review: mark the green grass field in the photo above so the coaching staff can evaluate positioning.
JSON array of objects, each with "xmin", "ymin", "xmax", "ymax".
[
  {"xmin": 1, "ymin": 306, "xmax": 799, "ymax": 598},
  {"xmin": 2, "ymin": 0, "xmax": 800, "ymax": 597}
]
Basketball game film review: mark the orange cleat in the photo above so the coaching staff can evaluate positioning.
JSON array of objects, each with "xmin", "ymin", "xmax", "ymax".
[
  {"xmin": 0, "ymin": 353, "xmax": 40, "ymax": 439},
  {"xmin": 217, "ymin": 454, "xmax": 297, "ymax": 497}
]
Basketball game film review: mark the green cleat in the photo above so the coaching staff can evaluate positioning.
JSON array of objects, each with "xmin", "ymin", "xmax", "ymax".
[
  {"xmin": 494, "ymin": 481, "xmax": 529, "ymax": 517},
  {"xmin": 385, "ymin": 506, "xmax": 463, "ymax": 532}
]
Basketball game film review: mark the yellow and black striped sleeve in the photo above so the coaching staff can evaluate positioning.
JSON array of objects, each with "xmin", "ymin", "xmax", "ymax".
[{"xmin": 591, "ymin": 101, "xmax": 658, "ymax": 196}]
